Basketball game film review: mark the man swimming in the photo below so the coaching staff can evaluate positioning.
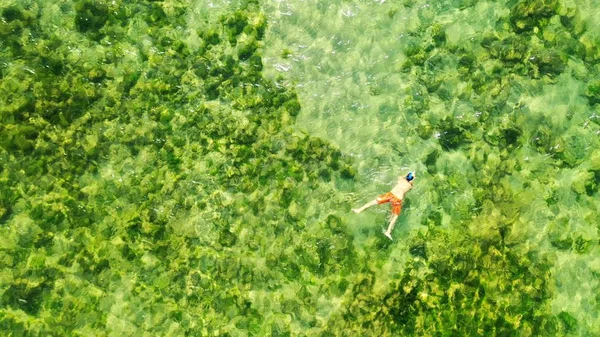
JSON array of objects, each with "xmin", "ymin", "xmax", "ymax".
[{"xmin": 352, "ymin": 172, "xmax": 415, "ymax": 240}]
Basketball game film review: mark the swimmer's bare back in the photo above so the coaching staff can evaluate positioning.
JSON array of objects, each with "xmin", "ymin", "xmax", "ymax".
[{"xmin": 352, "ymin": 172, "xmax": 414, "ymax": 240}]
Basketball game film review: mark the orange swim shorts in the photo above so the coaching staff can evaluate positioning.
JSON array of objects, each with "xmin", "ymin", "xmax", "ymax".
[{"xmin": 377, "ymin": 192, "xmax": 402, "ymax": 215}]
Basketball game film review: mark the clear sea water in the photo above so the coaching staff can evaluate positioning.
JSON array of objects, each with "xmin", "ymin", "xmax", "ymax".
[
  {"xmin": 1, "ymin": 0, "xmax": 599, "ymax": 335},
  {"xmin": 259, "ymin": 1, "xmax": 600, "ymax": 334}
]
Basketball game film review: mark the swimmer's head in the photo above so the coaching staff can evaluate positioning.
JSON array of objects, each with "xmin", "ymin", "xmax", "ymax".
[{"xmin": 406, "ymin": 172, "xmax": 415, "ymax": 182}]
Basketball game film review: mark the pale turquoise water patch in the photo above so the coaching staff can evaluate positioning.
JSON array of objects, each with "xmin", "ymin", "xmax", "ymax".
[{"xmin": 262, "ymin": 0, "xmax": 600, "ymax": 334}]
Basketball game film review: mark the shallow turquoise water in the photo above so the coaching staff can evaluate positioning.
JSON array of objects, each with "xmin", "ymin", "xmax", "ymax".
[
  {"xmin": 1, "ymin": 0, "xmax": 599, "ymax": 335},
  {"xmin": 260, "ymin": 0, "xmax": 600, "ymax": 334}
]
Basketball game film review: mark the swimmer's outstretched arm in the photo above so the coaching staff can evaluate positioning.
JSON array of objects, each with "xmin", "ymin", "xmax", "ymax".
[
  {"xmin": 352, "ymin": 199, "xmax": 378, "ymax": 214},
  {"xmin": 384, "ymin": 214, "xmax": 399, "ymax": 240}
]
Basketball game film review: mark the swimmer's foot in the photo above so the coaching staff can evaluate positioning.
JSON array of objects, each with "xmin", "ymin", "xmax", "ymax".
[
  {"xmin": 351, "ymin": 208, "xmax": 361, "ymax": 214},
  {"xmin": 384, "ymin": 231, "xmax": 393, "ymax": 241}
]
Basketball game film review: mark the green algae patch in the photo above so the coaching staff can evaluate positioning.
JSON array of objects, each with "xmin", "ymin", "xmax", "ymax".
[{"xmin": 0, "ymin": 0, "xmax": 355, "ymax": 335}]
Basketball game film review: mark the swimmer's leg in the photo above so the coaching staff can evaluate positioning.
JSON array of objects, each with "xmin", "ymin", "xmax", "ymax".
[
  {"xmin": 384, "ymin": 214, "xmax": 399, "ymax": 240},
  {"xmin": 352, "ymin": 199, "xmax": 378, "ymax": 214}
]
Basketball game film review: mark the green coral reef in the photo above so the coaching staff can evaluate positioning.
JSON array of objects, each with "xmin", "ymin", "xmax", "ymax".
[
  {"xmin": 0, "ymin": 0, "xmax": 355, "ymax": 335},
  {"xmin": 0, "ymin": 0, "xmax": 599, "ymax": 336}
]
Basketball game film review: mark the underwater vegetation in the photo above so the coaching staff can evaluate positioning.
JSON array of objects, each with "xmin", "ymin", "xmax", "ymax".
[
  {"xmin": 262, "ymin": 0, "xmax": 600, "ymax": 335},
  {"xmin": 0, "ymin": 0, "xmax": 354, "ymax": 335},
  {"xmin": 0, "ymin": 0, "xmax": 599, "ymax": 336}
]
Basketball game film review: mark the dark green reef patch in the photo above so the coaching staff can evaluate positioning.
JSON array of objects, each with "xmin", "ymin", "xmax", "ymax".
[{"xmin": 0, "ymin": 0, "xmax": 354, "ymax": 335}]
